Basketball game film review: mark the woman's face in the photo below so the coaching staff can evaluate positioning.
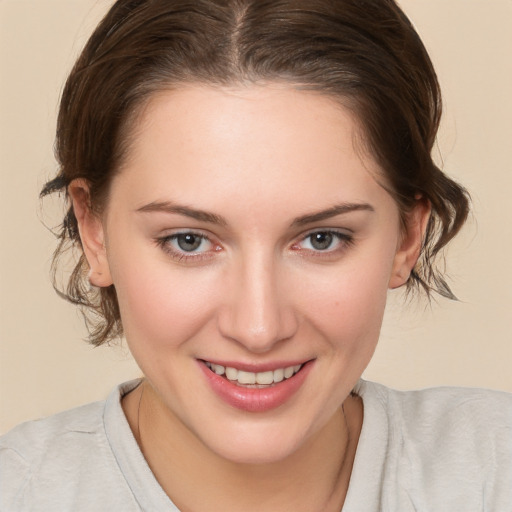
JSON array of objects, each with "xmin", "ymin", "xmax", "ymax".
[{"xmin": 83, "ymin": 85, "xmax": 421, "ymax": 463}]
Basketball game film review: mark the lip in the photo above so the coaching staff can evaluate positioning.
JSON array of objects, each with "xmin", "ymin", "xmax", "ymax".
[{"xmin": 198, "ymin": 359, "xmax": 314, "ymax": 413}]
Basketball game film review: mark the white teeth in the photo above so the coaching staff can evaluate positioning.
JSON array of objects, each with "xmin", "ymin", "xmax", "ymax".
[
  {"xmin": 237, "ymin": 370, "xmax": 256, "ymax": 385},
  {"xmin": 225, "ymin": 366, "xmax": 238, "ymax": 381},
  {"xmin": 256, "ymin": 371, "xmax": 274, "ymax": 385},
  {"xmin": 284, "ymin": 366, "xmax": 295, "ymax": 379},
  {"xmin": 273, "ymin": 368, "xmax": 284, "ymax": 383},
  {"xmin": 213, "ymin": 364, "xmax": 225, "ymax": 375},
  {"xmin": 206, "ymin": 361, "xmax": 303, "ymax": 386}
]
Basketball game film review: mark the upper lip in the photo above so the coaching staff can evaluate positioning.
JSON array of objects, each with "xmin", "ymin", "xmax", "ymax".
[{"xmin": 199, "ymin": 358, "xmax": 313, "ymax": 373}]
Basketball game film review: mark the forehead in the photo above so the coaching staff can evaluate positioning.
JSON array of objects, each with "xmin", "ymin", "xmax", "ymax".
[{"xmin": 112, "ymin": 84, "xmax": 393, "ymax": 219}]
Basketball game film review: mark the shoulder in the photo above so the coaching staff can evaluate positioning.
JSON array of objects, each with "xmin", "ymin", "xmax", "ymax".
[
  {"xmin": 0, "ymin": 399, "xmax": 106, "ymax": 469},
  {"xmin": 0, "ymin": 401, "xmax": 107, "ymax": 508},
  {"xmin": 358, "ymin": 380, "xmax": 512, "ymax": 452},
  {"xmin": 362, "ymin": 380, "xmax": 512, "ymax": 437},
  {"xmin": 0, "ymin": 399, "xmax": 105, "ymax": 454},
  {"xmin": 0, "ymin": 381, "xmax": 143, "ymax": 511},
  {"xmin": 0, "ymin": 398, "xmax": 107, "ymax": 468},
  {"xmin": 0, "ymin": 380, "xmax": 142, "ymax": 466},
  {"xmin": 356, "ymin": 380, "xmax": 512, "ymax": 508}
]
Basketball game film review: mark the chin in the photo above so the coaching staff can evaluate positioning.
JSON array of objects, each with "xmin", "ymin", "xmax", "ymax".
[
  {"xmin": 197, "ymin": 417, "xmax": 312, "ymax": 466},
  {"xmin": 210, "ymin": 437, "xmax": 302, "ymax": 466}
]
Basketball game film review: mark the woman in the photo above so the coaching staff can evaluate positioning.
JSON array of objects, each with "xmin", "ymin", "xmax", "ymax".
[{"xmin": 1, "ymin": 0, "xmax": 510, "ymax": 510}]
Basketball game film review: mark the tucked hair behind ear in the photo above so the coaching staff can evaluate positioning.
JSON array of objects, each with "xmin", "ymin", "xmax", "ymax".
[{"xmin": 42, "ymin": 0, "xmax": 469, "ymax": 345}]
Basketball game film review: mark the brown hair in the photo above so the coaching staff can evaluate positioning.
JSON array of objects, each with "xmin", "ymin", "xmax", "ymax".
[{"xmin": 42, "ymin": 0, "xmax": 470, "ymax": 345}]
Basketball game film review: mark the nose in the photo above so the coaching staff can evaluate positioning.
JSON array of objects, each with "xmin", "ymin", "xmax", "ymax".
[{"xmin": 217, "ymin": 252, "xmax": 299, "ymax": 353}]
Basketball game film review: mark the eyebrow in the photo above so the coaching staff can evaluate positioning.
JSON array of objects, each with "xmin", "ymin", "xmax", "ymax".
[
  {"xmin": 136, "ymin": 201, "xmax": 228, "ymax": 226},
  {"xmin": 136, "ymin": 200, "xmax": 374, "ymax": 227},
  {"xmin": 290, "ymin": 202, "xmax": 375, "ymax": 227}
]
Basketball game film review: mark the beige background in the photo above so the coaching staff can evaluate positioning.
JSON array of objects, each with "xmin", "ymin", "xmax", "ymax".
[{"xmin": 1, "ymin": 0, "xmax": 511, "ymax": 434}]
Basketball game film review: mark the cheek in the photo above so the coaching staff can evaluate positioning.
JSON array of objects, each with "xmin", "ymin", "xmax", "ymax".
[
  {"xmin": 109, "ymin": 245, "xmax": 219, "ymax": 357},
  {"xmin": 294, "ymin": 248, "xmax": 394, "ymax": 351}
]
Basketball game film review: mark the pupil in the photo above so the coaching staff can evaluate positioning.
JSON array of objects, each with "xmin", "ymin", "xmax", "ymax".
[
  {"xmin": 311, "ymin": 232, "xmax": 333, "ymax": 250},
  {"xmin": 177, "ymin": 234, "xmax": 201, "ymax": 251}
]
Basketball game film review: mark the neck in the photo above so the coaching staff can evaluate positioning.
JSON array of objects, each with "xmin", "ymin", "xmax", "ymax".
[{"xmin": 123, "ymin": 381, "xmax": 362, "ymax": 512}]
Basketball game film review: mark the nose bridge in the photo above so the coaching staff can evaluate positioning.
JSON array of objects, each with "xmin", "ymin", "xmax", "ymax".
[{"xmin": 218, "ymin": 247, "xmax": 297, "ymax": 352}]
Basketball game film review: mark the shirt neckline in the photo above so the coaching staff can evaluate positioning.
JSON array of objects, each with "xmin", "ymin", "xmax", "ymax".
[
  {"xmin": 104, "ymin": 379, "xmax": 387, "ymax": 512},
  {"xmin": 103, "ymin": 379, "xmax": 180, "ymax": 511}
]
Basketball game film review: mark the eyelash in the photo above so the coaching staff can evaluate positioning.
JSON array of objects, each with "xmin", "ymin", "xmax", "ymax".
[
  {"xmin": 155, "ymin": 229, "xmax": 354, "ymax": 263},
  {"xmin": 293, "ymin": 230, "xmax": 354, "ymax": 256},
  {"xmin": 155, "ymin": 231, "xmax": 217, "ymax": 263}
]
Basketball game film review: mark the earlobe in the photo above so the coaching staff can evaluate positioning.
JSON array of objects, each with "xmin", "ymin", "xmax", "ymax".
[
  {"xmin": 68, "ymin": 179, "xmax": 113, "ymax": 288},
  {"xmin": 389, "ymin": 198, "xmax": 431, "ymax": 289}
]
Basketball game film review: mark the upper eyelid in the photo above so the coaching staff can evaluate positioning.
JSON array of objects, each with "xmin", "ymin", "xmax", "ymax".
[
  {"xmin": 297, "ymin": 228, "xmax": 353, "ymax": 241},
  {"xmin": 159, "ymin": 228, "xmax": 215, "ymax": 242},
  {"xmin": 170, "ymin": 230, "xmax": 208, "ymax": 238},
  {"xmin": 291, "ymin": 229, "xmax": 353, "ymax": 251},
  {"xmin": 156, "ymin": 227, "xmax": 352, "ymax": 248},
  {"xmin": 301, "ymin": 225, "xmax": 354, "ymax": 235}
]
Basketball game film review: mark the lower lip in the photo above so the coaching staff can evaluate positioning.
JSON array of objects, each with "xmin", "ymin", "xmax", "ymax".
[{"xmin": 198, "ymin": 360, "xmax": 314, "ymax": 413}]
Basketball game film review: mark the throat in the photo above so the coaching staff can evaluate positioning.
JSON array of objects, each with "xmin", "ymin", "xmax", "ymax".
[{"xmin": 123, "ymin": 380, "xmax": 362, "ymax": 512}]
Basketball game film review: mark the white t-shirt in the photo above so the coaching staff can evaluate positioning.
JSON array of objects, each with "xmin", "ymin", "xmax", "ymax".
[{"xmin": 1, "ymin": 379, "xmax": 511, "ymax": 511}]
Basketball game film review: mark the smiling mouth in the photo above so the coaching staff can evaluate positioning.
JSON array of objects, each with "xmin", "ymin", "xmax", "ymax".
[{"xmin": 204, "ymin": 361, "xmax": 303, "ymax": 388}]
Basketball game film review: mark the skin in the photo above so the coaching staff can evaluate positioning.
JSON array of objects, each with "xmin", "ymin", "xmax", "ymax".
[{"xmin": 70, "ymin": 84, "xmax": 429, "ymax": 511}]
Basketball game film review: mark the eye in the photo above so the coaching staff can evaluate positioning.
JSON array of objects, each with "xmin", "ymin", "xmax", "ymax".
[
  {"xmin": 306, "ymin": 232, "xmax": 336, "ymax": 251},
  {"xmin": 173, "ymin": 233, "xmax": 209, "ymax": 252},
  {"xmin": 293, "ymin": 230, "xmax": 354, "ymax": 253},
  {"xmin": 156, "ymin": 231, "xmax": 218, "ymax": 262}
]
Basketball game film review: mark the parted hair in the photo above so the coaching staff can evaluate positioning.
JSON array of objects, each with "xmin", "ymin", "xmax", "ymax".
[{"xmin": 41, "ymin": 0, "xmax": 470, "ymax": 345}]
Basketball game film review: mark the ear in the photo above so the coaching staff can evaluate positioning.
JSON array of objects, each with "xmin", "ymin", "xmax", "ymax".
[
  {"xmin": 388, "ymin": 197, "xmax": 431, "ymax": 289},
  {"xmin": 68, "ymin": 179, "xmax": 113, "ymax": 288}
]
